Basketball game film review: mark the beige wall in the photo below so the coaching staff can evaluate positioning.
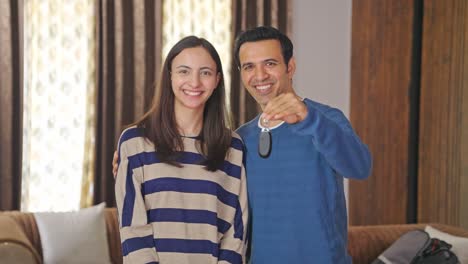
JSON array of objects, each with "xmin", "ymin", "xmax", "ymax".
[
  {"xmin": 292, "ymin": 0, "xmax": 352, "ymax": 201},
  {"xmin": 291, "ymin": 0, "xmax": 352, "ymax": 117}
]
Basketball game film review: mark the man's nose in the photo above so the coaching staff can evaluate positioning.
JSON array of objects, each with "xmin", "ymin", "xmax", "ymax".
[{"xmin": 254, "ymin": 65, "xmax": 269, "ymax": 81}]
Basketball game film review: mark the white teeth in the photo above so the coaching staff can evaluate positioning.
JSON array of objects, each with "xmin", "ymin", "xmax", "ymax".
[
  {"xmin": 183, "ymin": 90, "xmax": 202, "ymax": 96},
  {"xmin": 256, "ymin": 84, "xmax": 271, "ymax": 90}
]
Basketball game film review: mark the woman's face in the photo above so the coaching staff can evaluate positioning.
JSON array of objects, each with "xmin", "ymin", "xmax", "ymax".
[{"xmin": 171, "ymin": 46, "xmax": 220, "ymax": 113}]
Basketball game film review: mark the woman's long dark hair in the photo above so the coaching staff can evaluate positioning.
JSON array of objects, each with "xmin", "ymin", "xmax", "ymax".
[{"xmin": 136, "ymin": 36, "xmax": 232, "ymax": 171}]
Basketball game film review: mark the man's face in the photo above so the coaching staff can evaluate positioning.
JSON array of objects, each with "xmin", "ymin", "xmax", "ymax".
[{"xmin": 238, "ymin": 39, "xmax": 295, "ymax": 109}]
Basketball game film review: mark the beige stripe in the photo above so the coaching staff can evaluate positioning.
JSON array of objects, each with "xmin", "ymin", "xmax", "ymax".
[
  {"xmin": 119, "ymin": 133, "xmax": 155, "ymax": 155},
  {"xmin": 239, "ymin": 167, "xmax": 249, "ymax": 242},
  {"xmin": 119, "ymin": 128, "xmax": 244, "ymax": 167},
  {"xmin": 151, "ymin": 222, "xmax": 220, "ymax": 242},
  {"xmin": 120, "ymin": 224, "xmax": 154, "ymax": 241},
  {"xmin": 181, "ymin": 137, "xmax": 244, "ymax": 166},
  {"xmin": 145, "ymin": 192, "xmax": 236, "ymax": 222},
  {"xmin": 158, "ymin": 252, "xmax": 217, "ymax": 264},
  {"xmin": 124, "ymin": 248, "xmax": 159, "ymax": 264},
  {"xmin": 219, "ymin": 225, "xmax": 244, "ymax": 255},
  {"xmin": 142, "ymin": 163, "xmax": 241, "ymax": 194}
]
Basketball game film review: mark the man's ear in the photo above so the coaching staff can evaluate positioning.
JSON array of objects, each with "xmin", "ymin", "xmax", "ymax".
[{"xmin": 287, "ymin": 57, "xmax": 296, "ymax": 78}]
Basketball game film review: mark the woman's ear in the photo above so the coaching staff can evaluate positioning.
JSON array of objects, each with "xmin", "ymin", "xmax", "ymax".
[{"xmin": 216, "ymin": 72, "xmax": 221, "ymax": 88}]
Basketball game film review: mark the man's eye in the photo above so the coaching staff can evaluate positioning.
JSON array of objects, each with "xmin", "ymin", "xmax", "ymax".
[
  {"xmin": 200, "ymin": 71, "xmax": 212, "ymax": 76},
  {"xmin": 265, "ymin": 62, "xmax": 277, "ymax": 67},
  {"xmin": 177, "ymin": 70, "xmax": 189, "ymax": 75},
  {"xmin": 242, "ymin": 65, "xmax": 253, "ymax": 71}
]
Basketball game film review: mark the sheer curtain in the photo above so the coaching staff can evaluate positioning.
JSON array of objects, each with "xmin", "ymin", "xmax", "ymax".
[{"xmin": 22, "ymin": 0, "xmax": 96, "ymax": 212}]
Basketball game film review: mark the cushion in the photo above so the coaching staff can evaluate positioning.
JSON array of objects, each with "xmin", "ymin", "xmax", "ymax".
[
  {"xmin": 34, "ymin": 202, "xmax": 111, "ymax": 264},
  {"xmin": 425, "ymin": 225, "xmax": 468, "ymax": 264}
]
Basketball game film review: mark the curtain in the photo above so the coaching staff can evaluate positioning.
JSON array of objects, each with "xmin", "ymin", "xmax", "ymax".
[
  {"xmin": 230, "ymin": 0, "xmax": 293, "ymax": 127},
  {"xmin": 90, "ymin": 0, "xmax": 163, "ymax": 207},
  {"xmin": 0, "ymin": 0, "xmax": 23, "ymax": 211}
]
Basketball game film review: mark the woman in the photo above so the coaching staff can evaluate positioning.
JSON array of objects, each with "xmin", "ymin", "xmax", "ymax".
[{"xmin": 115, "ymin": 36, "xmax": 248, "ymax": 264}]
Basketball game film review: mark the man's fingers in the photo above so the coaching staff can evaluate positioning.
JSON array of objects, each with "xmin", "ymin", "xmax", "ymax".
[
  {"xmin": 263, "ymin": 95, "xmax": 291, "ymax": 119},
  {"xmin": 263, "ymin": 94, "xmax": 307, "ymax": 123}
]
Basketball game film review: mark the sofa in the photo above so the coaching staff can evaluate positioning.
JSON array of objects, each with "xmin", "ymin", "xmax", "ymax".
[
  {"xmin": 0, "ymin": 208, "xmax": 122, "ymax": 264},
  {"xmin": 1, "ymin": 208, "xmax": 468, "ymax": 264}
]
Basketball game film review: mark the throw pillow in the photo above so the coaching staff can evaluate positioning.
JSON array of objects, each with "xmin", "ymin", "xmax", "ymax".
[
  {"xmin": 34, "ymin": 202, "xmax": 111, "ymax": 264},
  {"xmin": 425, "ymin": 225, "xmax": 468, "ymax": 264}
]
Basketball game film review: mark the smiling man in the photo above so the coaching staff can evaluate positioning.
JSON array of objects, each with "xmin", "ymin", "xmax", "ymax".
[{"xmin": 234, "ymin": 26, "xmax": 372, "ymax": 264}]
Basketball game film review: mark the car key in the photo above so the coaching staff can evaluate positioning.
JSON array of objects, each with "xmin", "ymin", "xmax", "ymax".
[{"xmin": 258, "ymin": 118, "xmax": 272, "ymax": 158}]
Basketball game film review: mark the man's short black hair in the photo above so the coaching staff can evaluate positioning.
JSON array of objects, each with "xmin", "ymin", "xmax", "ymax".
[{"xmin": 234, "ymin": 26, "xmax": 293, "ymax": 68}]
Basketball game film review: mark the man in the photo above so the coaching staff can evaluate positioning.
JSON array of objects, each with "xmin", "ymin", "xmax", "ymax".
[
  {"xmin": 114, "ymin": 26, "xmax": 371, "ymax": 263},
  {"xmin": 233, "ymin": 26, "xmax": 371, "ymax": 263}
]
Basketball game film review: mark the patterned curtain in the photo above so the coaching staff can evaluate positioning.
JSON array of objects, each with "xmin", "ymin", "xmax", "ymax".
[
  {"xmin": 230, "ymin": 0, "xmax": 293, "ymax": 127},
  {"xmin": 91, "ymin": 0, "xmax": 163, "ymax": 207},
  {"xmin": 22, "ymin": 0, "xmax": 96, "ymax": 212},
  {"xmin": 0, "ymin": 0, "xmax": 23, "ymax": 211}
]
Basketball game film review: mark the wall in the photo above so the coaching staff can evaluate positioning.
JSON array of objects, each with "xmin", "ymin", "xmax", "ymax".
[
  {"xmin": 348, "ymin": 0, "xmax": 468, "ymax": 228},
  {"xmin": 292, "ymin": 0, "xmax": 351, "ymax": 115},
  {"xmin": 291, "ymin": 0, "xmax": 352, "ymax": 200}
]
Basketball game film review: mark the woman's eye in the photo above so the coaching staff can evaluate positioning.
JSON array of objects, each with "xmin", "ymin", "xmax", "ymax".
[{"xmin": 201, "ymin": 71, "xmax": 212, "ymax": 76}]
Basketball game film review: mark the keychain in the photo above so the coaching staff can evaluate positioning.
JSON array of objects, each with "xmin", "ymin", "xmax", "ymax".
[{"xmin": 258, "ymin": 118, "xmax": 272, "ymax": 158}]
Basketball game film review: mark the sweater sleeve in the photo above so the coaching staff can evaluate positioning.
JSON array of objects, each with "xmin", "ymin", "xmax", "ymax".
[
  {"xmin": 218, "ymin": 158, "xmax": 249, "ymax": 264},
  {"xmin": 115, "ymin": 131, "xmax": 159, "ymax": 264},
  {"xmin": 289, "ymin": 99, "xmax": 372, "ymax": 179}
]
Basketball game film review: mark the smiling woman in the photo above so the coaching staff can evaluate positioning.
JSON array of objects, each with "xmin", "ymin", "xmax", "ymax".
[
  {"xmin": 114, "ymin": 36, "xmax": 248, "ymax": 264},
  {"xmin": 163, "ymin": 0, "xmax": 232, "ymax": 106}
]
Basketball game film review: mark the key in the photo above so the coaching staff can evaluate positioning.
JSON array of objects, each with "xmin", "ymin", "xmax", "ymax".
[{"xmin": 258, "ymin": 118, "xmax": 272, "ymax": 158}]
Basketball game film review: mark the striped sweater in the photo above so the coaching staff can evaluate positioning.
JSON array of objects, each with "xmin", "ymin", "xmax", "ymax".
[{"xmin": 115, "ymin": 127, "xmax": 248, "ymax": 264}]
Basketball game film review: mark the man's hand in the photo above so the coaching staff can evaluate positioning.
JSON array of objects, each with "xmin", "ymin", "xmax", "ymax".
[
  {"xmin": 112, "ymin": 150, "xmax": 118, "ymax": 179},
  {"xmin": 262, "ymin": 93, "xmax": 308, "ymax": 124}
]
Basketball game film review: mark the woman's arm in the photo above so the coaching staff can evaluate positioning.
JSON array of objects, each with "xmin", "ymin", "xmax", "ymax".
[{"xmin": 115, "ymin": 128, "xmax": 159, "ymax": 263}]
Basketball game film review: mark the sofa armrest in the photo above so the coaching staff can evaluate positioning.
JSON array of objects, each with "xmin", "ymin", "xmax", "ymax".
[
  {"xmin": 348, "ymin": 223, "xmax": 468, "ymax": 264},
  {"xmin": 0, "ymin": 215, "xmax": 41, "ymax": 264}
]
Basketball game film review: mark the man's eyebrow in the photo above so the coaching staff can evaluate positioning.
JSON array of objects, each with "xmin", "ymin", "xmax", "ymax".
[
  {"xmin": 240, "ymin": 62, "xmax": 253, "ymax": 68},
  {"xmin": 175, "ymin": 65, "xmax": 191, "ymax": 69},
  {"xmin": 241, "ymin": 59, "xmax": 280, "ymax": 68},
  {"xmin": 264, "ymin": 58, "xmax": 280, "ymax": 63}
]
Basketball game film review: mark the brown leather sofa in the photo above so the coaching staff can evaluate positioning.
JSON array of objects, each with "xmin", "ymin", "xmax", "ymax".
[
  {"xmin": 348, "ymin": 223, "xmax": 468, "ymax": 263},
  {"xmin": 1, "ymin": 208, "xmax": 467, "ymax": 264}
]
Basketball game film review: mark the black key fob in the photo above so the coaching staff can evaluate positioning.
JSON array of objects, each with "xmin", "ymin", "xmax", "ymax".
[{"xmin": 258, "ymin": 130, "xmax": 272, "ymax": 158}]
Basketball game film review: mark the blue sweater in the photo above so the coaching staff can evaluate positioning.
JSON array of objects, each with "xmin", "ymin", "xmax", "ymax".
[{"xmin": 236, "ymin": 99, "xmax": 372, "ymax": 264}]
